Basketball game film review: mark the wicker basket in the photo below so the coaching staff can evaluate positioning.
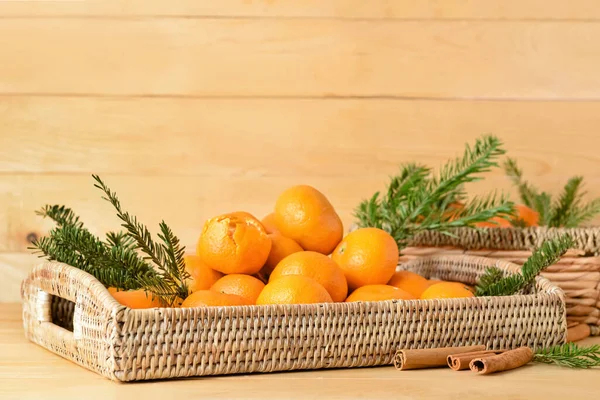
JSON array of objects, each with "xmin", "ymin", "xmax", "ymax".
[
  {"xmin": 21, "ymin": 256, "xmax": 566, "ymax": 382},
  {"xmin": 403, "ymin": 227, "xmax": 600, "ymax": 333}
]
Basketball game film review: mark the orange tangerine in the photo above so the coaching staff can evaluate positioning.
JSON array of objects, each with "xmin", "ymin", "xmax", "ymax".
[
  {"xmin": 274, "ymin": 185, "xmax": 343, "ymax": 254},
  {"xmin": 261, "ymin": 213, "xmax": 279, "ymax": 234},
  {"xmin": 514, "ymin": 204, "xmax": 540, "ymax": 227},
  {"xmin": 420, "ymin": 282, "xmax": 475, "ymax": 300},
  {"xmin": 183, "ymin": 254, "xmax": 224, "ymax": 293},
  {"xmin": 108, "ymin": 288, "xmax": 163, "ymax": 309},
  {"xmin": 256, "ymin": 275, "xmax": 333, "ymax": 305},
  {"xmin": 261, "ymin": 233, "xmax": 304, "ymax": 276},
  {"xmin": 197, "ymin": 211, "xmax": 272, "ymax": 275},
  {"xmin": 210, "ymin": 274, "xmax": 265, "ymax": 305},
  {"xmin": 269, "ymin": 251, "xmax": 348, "ymax": 302},
  {"xmin": 475, "ymin": 216, "xmax": 512, "ymax": 228},
  {"xmin": 388, "ymin": 271, "xmax": 430, "ymax": 298},
  {"xmin": 345, "ymin": 285, "xmax": 415, "ymax": 302},
  {"xmin": 180, "ymin": 290, "xmax": 249, "ymax": 307},
  {"xmin": 332, "ymin": 227, "xmax": 399, "ymax": 291}
]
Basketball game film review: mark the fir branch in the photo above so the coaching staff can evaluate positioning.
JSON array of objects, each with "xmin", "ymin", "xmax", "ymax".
[
  {"xmin": 504, "ymin": 158, "xmax": 600, "ymax": 227},
  {"xmin": 534, "ymin": 343, "xmax": 600, "ymax": 369},
  {"xmin": 504, "ymin": 157, "xmax": 539, "ymax": 209},
  {"xmin": 354, "ymin": 135, "xmax": 514, "ymax": 249},
  {"xmin": 436, "ymin": 192, "xmax": 513, "ymax": 228},
  {"xmin": 105, "ymin": 231, "xmax": 136, "ymax": 250},
  {"xmin": 533, "ymin": 192, "xmax": 553, "ymax": 226},
  {"xmin": 157, "ymin": 221, "xmax": 190, "ymax": 298},
  {"xmin": 476, "ymin": 235, "xmax": 573, "ymax": 296},
  {"xmin": 355, "ymin": 192, "xmax": 384, "ymax": 230},
  {"xmin": 31, "ymin": 235, "xmax": 84, "ymax": 272},
  {"xmin": 477, "ymin": 266, "xmax": 505, "ymax": 291},
  {"xmin": 36, "ymin": 205, "xmax": 84, "ymax": 229},
  {"xmin": 550, "ymin": 176, "xmax": 584, "ymax": 227},
  {"xmin": 563, "ymin": 198, "xmax": 600, "ymax": 228},
  {"xmin": 31, "ymin": 203, "xmax": 176, "ymax": 304},
  {"xmin": 31, "ymin": 225, "xmax": 139, "ymax": 290},
  {"xmin": 414, "ymin": 135, "xmax": 506, "ymax": 221},
  {"xmin": 93, "ymin": 174, "xmax": 189, "ymax": 304}
]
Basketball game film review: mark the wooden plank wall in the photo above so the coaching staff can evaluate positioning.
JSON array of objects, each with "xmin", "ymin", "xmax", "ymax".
[{"xmin": 2, "ymin": 1, "xmax": 600, "ymax": 301}]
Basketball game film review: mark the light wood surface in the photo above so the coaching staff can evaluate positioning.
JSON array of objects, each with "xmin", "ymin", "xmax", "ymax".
[
  {"xmin": 0, "ymin": 303, "xmax": 597, "ymax": 400},
  {"xmin": 2, "ymin": 1, "xmax": 600, "ymax": 302},
  {"xmin": 3, "ymin": 19, "xmax": 600, "ymax": 98},
  {"xmin": 1, "ymin": 0, "xmax": 600, "ymax": 19}
]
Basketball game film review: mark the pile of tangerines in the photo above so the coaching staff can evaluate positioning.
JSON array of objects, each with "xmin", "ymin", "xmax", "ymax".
[{"xmin": 112, "ymin": 185, "xmax": 482, "ymax": 309}]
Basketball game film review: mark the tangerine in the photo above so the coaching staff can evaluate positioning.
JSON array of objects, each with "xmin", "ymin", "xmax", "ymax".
[
  {"xmin": 274, "ymin": 185, "xmax": 343, "ymax": 254},
  {"xmin": 514, "ymin": 204, "xmax": 540, "ymax": 227},
  {"xmin": 108, "ymin": 288, "xmax": 163, "ymax": 309},
  {"xmin": 261, "ymin": 233, "xmax": 304, "ymax": 276},
  {"xmin": 345, "ymin": 285, "xmax": 415, "ymax": 302},
  {"xmin": 427, "ymin": 279, "xmax": 443, "ymax": 287},
  {"xmin": 210, "ymin": 274, "xmax": 265, "ymax": 304},
  {"xmin": 183, "ymin": 254, "xmax": 224, "ymax": 293},
  {"xmin": 269, "ymin": 251, "xmax": 348, "ymax": 302},
  {"xmin": 475, "ymin": 204, "xmax": 540, "ymax": 228},
  {"xmin": 420, "ymin": 282, "xmax": 475, "ymax": 300},
  {"xmin": 331, "ymin": 227, "xmax": 399, "ymax": 291},
  {"xmin": 387, "ymin": 270, "xmax": 430, "ymax": 298},
  {"xmin": 261, "ymin": 212, "xmax": 279, "ymax": 234},
  {"xmin": 180, "ymin": 290, "xmax": 249, "ymax": 307},
  {"xmin": 475, "ymin": 216, "xmax": 512, "ymax": 228},
  {"xmin": 197, "ymin": 211, "xmax": 272, "ymax": 275},
  {"xmin": 256, "ymin": 275, "xmax": 333, "ymax": 305}
]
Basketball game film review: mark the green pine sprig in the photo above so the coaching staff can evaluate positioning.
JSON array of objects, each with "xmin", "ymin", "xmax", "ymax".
[
  {"xmin": 36, "ymin": 204, "xmax": 84, "ymax": 229},
  {"xmin": 534, "ymin": 343, "xmax": 600, "ymax": 369},
  {"xmin": 475, "ymin": 235, "xmax": 573, "ymax": 296},
  {"xmin": 30, "ymin": 216, "xmax": 156, "ymax": 291},
  {"xmin": 93, "ymin": 175, "xmax": 190, "ymax": 303},
  {"xmin": 354, "ymin": 135, "xmax": 515, "ymax": 249},
  {"xmin": 31, "ymin": 175, "xmax": 191, "ymax": 306},
  {"xmin": 504, "ymin": 158, "xmax": 600, "ymax": 227}
]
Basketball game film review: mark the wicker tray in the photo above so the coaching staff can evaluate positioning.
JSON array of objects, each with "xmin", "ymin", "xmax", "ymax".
[
  {"xmin": 21, "ymin": 256, "xmax": 566, "ymax": 382},
  {"xmin": 404, "ymin": 227, "xmax": 600, "ymax": 331}
]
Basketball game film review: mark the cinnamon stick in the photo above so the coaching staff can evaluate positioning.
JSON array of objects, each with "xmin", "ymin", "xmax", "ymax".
[
  {"xmin": 567, "ymin": 323, "xmax": 591, "ymax": 342},
  {"xmin": 469, "ymin": 347, "xmax": 533, "ymax": 375},
  {"xmin": 394, "ymin": 345, "xmax": 486, "ymax": 370},
  {"xmin": 447, "ymin": 350, "xmax": 506, "ymax": 371}
]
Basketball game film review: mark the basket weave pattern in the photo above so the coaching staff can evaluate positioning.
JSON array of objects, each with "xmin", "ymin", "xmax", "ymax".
[
  {"xmin": 405, "ymin": 227, "xmax": 600, "ymax": 327},
  {"xmin": 22, "ymin": 256, "xmax": 567, "ymax": 382}
]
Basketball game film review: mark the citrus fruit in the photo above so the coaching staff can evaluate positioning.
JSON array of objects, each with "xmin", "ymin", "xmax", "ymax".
[
  {"xmin": 269, "ymin": 251, "xmax": 348, "ymax": 302},
  {"xmin": 108, "ymin": 288, "xmax": 163, "ymax": 309},
  {"xmin": 420, "ymin": 282, "xmax": 475, "ymax": 300},
  {"xmin": 345, "ymin": 285, "xmax": 415, "ymax": 302},
  {"xmin": 475, "ymin": 216, "xmax": 512, "ymax": 228},
  {"xmin": 387, "ymin": 270, "xmax": 430, "ymax": 298},
  {"xmin": 197, "ymin": 211, "xmax": 272, "ymax": 275},
  {"xmin": 274, "ymin": 185, "xmax": 343, "ymax": 254},
  {"xmin": 261, "ymin": 212, "xmax": 279, "ymax": 234},
  {"xmin": 255, "ymin": 275, "xmax": 333, "ymax": 305},
  {"xmin": 427, "ymin": 279, "xmax": 443, "ymax": 287},
  {"xmin": 210, "ymin": 274, "xmax": 265, "ymax": 304},
  {"xmin": 183, "ymin": 254, "xmax": 224, "ymax": 293},
  {"xmin": 180, "ymin": 290, "xmax": 249, "ymax": 307},
  {"xmin": 261, "ymin": 233, "xmax": 304, "ymax": 276},
  {"xmin": 514, "ymin": 204, "xmax": 540, "ymax": 227},
  {"xmin": 475, "ymin": 204, "xmax": 539, "ymax": 228},
  {"xmin": 331, "ymin": 227, "xmax": 399, "ymax": 291}
]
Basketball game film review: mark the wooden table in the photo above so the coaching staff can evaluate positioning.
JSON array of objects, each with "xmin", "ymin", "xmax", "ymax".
[{"xmin": 1, "ymin": 303, "xmax": 598, "ymax": 400}]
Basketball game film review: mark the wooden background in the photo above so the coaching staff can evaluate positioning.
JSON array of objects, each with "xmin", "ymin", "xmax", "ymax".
[{"xmin": 2, "ymin": 1, "xmax": 600, "ymax": 302}]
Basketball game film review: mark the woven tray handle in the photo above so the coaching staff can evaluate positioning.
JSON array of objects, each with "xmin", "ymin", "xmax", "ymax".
[{"xmin": 21, "ymin": 262, "xmax": 120, "ymax": 348}]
